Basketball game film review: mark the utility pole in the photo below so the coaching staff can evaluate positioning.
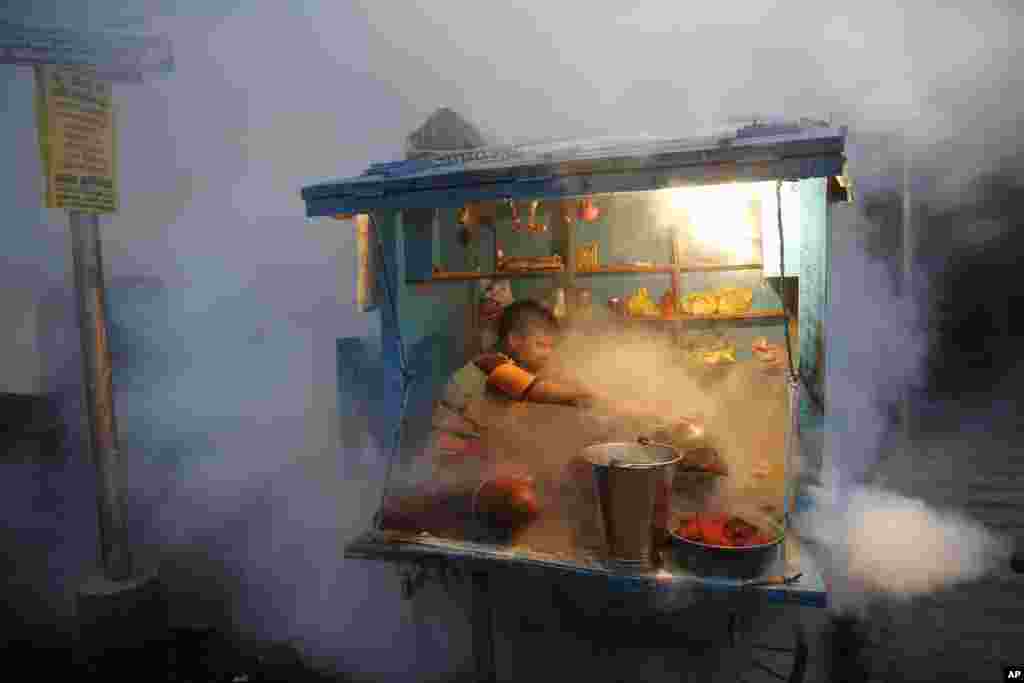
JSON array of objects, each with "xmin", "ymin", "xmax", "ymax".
[
  {"xmin": 4, "ymin": 17, "xmax": 173, "ymax": 581},
  {"xmin": 69, "ymin": 211, "xmax": 133, "ymax": 579},
  {"xmin": 3, "ymin": 19, "xmax": 174, "ymax": 672}
]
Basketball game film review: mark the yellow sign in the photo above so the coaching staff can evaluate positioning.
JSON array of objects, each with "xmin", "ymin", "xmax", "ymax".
[{"xmin": 33, "ymin": 64, "xmax": 118, "ymax": 214}]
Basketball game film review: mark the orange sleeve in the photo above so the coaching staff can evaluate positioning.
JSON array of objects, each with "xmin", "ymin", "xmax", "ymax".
[
  {"xmin": 473, "ymin": 353, "xmax": 536, "ymax": 400},
  {"xmin": 487, "ymin": 363, "xmax": 537, "ymax": 399}
]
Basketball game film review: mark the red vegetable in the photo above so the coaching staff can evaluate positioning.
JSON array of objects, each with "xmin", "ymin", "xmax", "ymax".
[
  {"xmin": 698, "ymin": 514, "xmax": 729, "ymax": 546},
  {"xmin": 476, "ymin": 476, "xmax": 540, "ymax": 529},
  {"xmin": 678, "ymin": 513, "xmax": 775, "ymax": 547},
  {"xmin": 679, "ymin": 517, "xmax": 702, "ymax": 542}
]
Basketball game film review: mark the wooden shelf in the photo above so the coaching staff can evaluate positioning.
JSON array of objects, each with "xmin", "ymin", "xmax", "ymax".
[
  {"xmin": 421, "ymin": 269, "xmax": 564, "ymax": 282},
  {"xmin": 678, "ymin": 263, "xmax": 765, "ymax": 274},
  {"xmin": 417, "ymin": 263, "xmax": 764, "ymax": 282},
  {"xmin": 577, "ymin": 263, "xmax": 764, "ymax": 276},
  {"xmin": 621, "ymin": 309, "xmax": 787, "ymax": 322},
  {"xmin": 577, "ymin": 264, "xmax": 675, "ymax": 275}
]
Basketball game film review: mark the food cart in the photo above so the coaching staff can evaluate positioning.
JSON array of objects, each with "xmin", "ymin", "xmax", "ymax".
[{"xmin": 301, "ymin": 119, "xmax": 850, "ymax": 681}]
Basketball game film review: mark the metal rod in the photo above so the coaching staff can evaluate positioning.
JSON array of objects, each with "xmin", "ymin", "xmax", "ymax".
[
  {"xmin": 69, "ymin": 210, "xmax": 133, "ymax": 580},
  {"xmin": 368, "ymin": 211, "xmax": 411, "ymax": 531},
  {"xmin": 902, "ymin": 137, "xmax": 914, "ymax": 441},
  {"xmin": 471, "ymin": 570, "xmax": 497, "ymax": 683}
]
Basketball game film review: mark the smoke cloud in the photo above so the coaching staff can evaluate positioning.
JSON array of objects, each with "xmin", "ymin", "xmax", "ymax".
[
  {"xmin": 3, "ymin": 0, "xmax": 1022, "ymax": 677},
  {"xmin": 797, "ymin": 483, "xmax": 1013, "ymax": 617}
]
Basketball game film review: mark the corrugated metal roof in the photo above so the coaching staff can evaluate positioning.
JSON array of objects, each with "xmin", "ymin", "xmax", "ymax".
[{"xmin": 300, "ymin": 122, "xmax": 847, "ymax": 217}]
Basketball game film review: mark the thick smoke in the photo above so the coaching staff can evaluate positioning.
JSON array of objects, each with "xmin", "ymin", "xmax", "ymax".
[
  {"xmin": 844, "ymin": 488, "xmax": 1010, "ymax": 597},
  {"xmin": 794, "ymin": 190, "xmax": 1016, "ymax": 614},
  {"xmin": 797, "ymin": 483, "xmax": 1013, "ymax": 617},
  {"xmin": 5, "ymin": 1, "xmax": 1021, "ymax": 677}
]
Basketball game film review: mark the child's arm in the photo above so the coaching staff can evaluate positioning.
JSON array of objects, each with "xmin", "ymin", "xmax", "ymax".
[
  {"xmin": 522, "ymin": 378, "xmax": 594, "ymax": 406},
  {"xmin": 477, "ymin": 353, "xmax": 592, "ymax": 406}
]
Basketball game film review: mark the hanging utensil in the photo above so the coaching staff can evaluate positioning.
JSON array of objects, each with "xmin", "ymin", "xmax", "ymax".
[
  {"xmin": 507, "ymin": 199, "xmax": 523, "ymax": 232},
  {"xmin": 526, "ymin": 200, "xmax": 547, "ymax": 233},
  {"xmin": 457, "ymin": 206, "xmax": 476, "ymax": 247},
  {"xmin": 578, "ymin": 197, "xmax": 600, "ymax": 222}
]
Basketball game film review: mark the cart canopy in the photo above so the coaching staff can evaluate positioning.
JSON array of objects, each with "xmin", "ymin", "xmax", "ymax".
[{"xmin": 300, "ymin": 120, "xmax": 847, "ymax": 217}]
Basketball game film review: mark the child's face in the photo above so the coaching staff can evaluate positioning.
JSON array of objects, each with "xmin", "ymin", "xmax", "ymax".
[{"xmin": 507, "ymin": 330, "xmax": 555, "ymax": 373}]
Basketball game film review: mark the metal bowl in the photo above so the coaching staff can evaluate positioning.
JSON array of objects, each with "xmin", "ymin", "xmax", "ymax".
[
  {"xmin": 668, "ymin": 514, "xmax": 784, "ymax": 579},
  {"xmin": 583, "ymin": 441, "xmax": 682, "ymax": 469}
]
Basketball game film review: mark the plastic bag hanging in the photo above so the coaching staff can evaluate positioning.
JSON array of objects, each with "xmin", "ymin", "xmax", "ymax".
[{"xmin": 405, "ymin": 107, "xmax": 486, "ymax": 160}]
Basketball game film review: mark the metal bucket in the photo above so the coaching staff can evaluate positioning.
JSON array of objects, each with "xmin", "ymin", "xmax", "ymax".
[{"xmin": 583, "ymin": 441, "xmax": 682, "ymax": 568}]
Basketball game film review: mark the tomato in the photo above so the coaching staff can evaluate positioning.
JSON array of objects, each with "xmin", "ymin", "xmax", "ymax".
[
  {"xmin": 724, "ymin": 517, "xmax": 758, "ymax": 546},
  {"xmin": 681, "ymin": 513, "xmax": 774, "ymax": 546},
  {"xmin": 477, "ymin": 476, "xmax": 540, "ymax": 529},
  {"xmin": 699, "ymin": 515, "xmax": 730, "ymax": 546},
  {"xmin": 679, "ymin": 517, "xmax": 702, "ymax": 542}
]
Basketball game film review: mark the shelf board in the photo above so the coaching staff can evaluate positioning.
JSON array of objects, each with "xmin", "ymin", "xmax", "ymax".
[
  {"xmin": 621, "ymin": 309, "xmax": 787, "ymax": 322},
  {"xmin": 421, "ymin": 269, "xmax": 564, "ymax": 282},
  {"xmin": 678, "ymin": 263, "xmax": 765, "ymax": 273},
  {"xmin": 577, "ymin": 263, "xmax": 764, "ymax": 276},
  {"xmin": 417, "ymin": 262, "xmax": 765, "ymax": 282},
  {"xmin": 576, "ymin": 264, "xmax": 675, "ymax": 275}
]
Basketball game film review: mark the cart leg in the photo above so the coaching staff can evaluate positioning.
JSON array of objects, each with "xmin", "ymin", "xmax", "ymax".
[{"xmin": 471, "ymin": 570, "xmax": 497, "ymax": 682}]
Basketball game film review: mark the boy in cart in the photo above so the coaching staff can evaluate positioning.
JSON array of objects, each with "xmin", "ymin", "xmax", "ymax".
[
  {"xmin": 379, "ymin": 298, "xmax": 782, "ymax": 536},
  {"xmin": 427, "ymin": 299, "xmax": 702, "ymax": 532}
]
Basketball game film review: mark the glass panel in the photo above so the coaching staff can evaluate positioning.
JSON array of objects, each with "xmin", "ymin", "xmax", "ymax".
[{"xmin": 367, "ymin": 186, "xmax": 797, "ymax": 573}]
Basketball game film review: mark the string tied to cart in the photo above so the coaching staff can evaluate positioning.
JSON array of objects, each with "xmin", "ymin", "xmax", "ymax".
[{"xmin": 775, "ymin": 180, "xmax": 826, "ymax": 415}]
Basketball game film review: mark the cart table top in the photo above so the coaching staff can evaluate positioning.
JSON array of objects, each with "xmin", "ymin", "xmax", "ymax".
[{"xmin": 344, "ymin": 528, "xmax": 828, "ymax": 608}]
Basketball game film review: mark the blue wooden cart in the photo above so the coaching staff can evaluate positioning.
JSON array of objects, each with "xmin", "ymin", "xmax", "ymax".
[{"xmin": 301, "ymin": 120, "xmax": 850, "ymax": 681}]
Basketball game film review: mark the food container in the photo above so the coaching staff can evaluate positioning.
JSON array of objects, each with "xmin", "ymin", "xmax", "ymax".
[
  {"xmin": 682, "ymin": 292, "xmax": 719, "ymax": 316},
  {"xmin": 668, "ymin": 512, "xmax": 784, "ymax": 579},
  {"xmin": 568, "ymin": 287, "xmax": 593, "ymax": 320},
  {"xmin": 583, "ymin": 441, "xmax": 682, "ymax": 568},
  {"xmin": 543, "ymin": 287, "xmax": 568, "ymax": 319},
  {"xmin": 680, "ymin": 334, "xmax": 737, "ymax": 382},
  {"xmin": 650, "ymin": 416, "xmax": 710, "ymax": 453},
  {"xmin": 715, "ymin": 287, "xmax": 754, "ymax": 315},
  {"xmin": 576, "ymin": 241, "xmax": 600, "ymax": 270}
]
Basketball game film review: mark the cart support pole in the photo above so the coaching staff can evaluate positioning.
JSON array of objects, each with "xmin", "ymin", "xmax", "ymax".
[
  {"xmin": 471, "ymin": 570, "xmax": 497, "ymax": 683},
  {"xmin": 69, "ymin": 210, "xmax": 133, "ymax": 581},
  {"xmin": 901, "ymin": 138, "xmax": 914, "ymax": 442}
]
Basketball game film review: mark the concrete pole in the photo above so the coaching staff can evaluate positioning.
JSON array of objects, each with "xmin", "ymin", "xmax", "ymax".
[{"xmin": 69, "ymin": 210, "xmax": 133, "ymax": 581}]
